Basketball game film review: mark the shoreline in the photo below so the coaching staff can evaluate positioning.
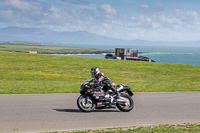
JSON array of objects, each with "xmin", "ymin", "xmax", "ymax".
[
  {"xmin": 39, "ymin": 51, "xmax": 146, "ymax": 55},
  {"xmin": 38, "ymin": 50, "xmax": 114, "ymax": 54},
  {"xmin": 1, "ymin": 50, "xmax": 147, "ymax": 55}
]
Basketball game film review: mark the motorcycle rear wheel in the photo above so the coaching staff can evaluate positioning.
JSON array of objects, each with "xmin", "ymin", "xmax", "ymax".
[
  {"xmin": 77, "ymin": 95, "xmax": 96, "ymax": 112},
  {"xmin": 116, "ymin": 93, "xmax": 134, "ymax": 112}
]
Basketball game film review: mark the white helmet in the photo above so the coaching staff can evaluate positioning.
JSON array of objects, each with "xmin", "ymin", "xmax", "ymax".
[{"xmin": 91, "ymin": 67, "xmax": 100, "ymax": 77}]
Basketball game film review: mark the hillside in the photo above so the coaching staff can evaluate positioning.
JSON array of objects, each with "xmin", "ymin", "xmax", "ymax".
[
  {"xmin": 0, "ymin": 26, "xmax": 126, "ymax": 45},
  {"xmin": 0, "ymin": 51, "xmax": 200, "ymax": 94},
  {"xmin": 0, "ymin": 26, "xmax": 200, "ymax": 47}
]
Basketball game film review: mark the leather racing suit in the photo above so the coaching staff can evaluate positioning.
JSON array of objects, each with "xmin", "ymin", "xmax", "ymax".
[{"xmin": 93, "ymin": 72, "xmax": 119, "ymax": 97}]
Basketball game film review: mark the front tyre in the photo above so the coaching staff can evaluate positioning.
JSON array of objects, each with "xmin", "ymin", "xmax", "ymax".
[
  {"xmin": 77, "ymin": 95, "xmax": 96, "ymax": 112},
  {"xmin": 116, "ymin": 93, "xmax": 134, "ymax": 112}
]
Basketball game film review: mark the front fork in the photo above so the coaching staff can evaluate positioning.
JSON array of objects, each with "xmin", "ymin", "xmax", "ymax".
[
  {"xmin": 84, "ymin": 94, "xmax": 94, "ymax": 105},
  {"xmin": 85, "ymin": 95, "xmax": 90, "ymax": 104}
]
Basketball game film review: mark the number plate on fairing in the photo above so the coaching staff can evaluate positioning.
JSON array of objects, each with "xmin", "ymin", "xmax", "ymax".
[
  {"xmin": 93, "ymin": 91, "xmax": 104, "ymax": 96},
  {"xmin": 97, "ymin": 102, "xmax": 103, "ymax": 105}
]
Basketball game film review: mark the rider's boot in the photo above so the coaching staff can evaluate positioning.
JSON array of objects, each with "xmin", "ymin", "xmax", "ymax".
[
  {"xmin": 110, "ymin": 85, "xmax": 125, "ymax": 102},
  {"xmin": 115, "ymin": 91, "xmax": 125, "ymax": 102}
]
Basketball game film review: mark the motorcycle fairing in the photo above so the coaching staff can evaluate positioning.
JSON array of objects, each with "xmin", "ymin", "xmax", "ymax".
[{"xmin": 88, "ymin": 89, "xmax": 113, "ymax": 108}]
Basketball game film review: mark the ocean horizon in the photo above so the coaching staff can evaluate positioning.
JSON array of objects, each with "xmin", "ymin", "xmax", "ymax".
[{"xmin": 55, "ymin": 44, "xmax": 200, "ymax": 65}]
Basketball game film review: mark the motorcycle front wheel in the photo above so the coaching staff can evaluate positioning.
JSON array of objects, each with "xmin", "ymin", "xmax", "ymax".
[
  {"xmin": 116, "ymin": 93, "xmax": 134, "ymax": 112},
  {"xmin": 77, "ymin": 95, "xmax": 96, "ymax": 112}
]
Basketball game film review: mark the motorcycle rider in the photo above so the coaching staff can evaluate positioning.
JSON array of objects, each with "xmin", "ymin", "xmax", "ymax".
[{"xmin": 90, "ymin": 67, "xmax": 124, "ymax": 101}]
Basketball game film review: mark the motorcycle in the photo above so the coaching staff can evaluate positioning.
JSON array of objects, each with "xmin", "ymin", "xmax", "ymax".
[{"xmin": 77, "ymin": 79, "xmax": 134, "ymax": 112}]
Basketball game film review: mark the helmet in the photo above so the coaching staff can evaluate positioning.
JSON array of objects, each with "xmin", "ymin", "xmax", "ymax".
[{"xmin": 91, "ymin": 67, "xmax": 100, "ymax": 77}]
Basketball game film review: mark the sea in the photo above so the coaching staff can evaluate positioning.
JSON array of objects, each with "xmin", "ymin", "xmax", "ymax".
[{"xmin": 57, "ymin": 44, "xmax": 200, "ymax": 65}]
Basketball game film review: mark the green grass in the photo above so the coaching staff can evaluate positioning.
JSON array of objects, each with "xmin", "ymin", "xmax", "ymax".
[
  {"xmin": 0, "ymin": 44, "xmax": 110, "ymax": 52},
  {"xmin": 0, "ymin": 51, "xmax": 200, "ymax": 94},
  {"xmin": 41, "ymin": 123, "xmax": 200, "ymax": 133}
]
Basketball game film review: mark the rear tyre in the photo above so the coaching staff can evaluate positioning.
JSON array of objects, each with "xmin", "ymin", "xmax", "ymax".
[
  {"xmin": 116, "ymin": 93, "xmax": 134, "ymax": 112},
  {"xmin": 77, "ymin": 95, "xmax": 96, "ymax": 112}
]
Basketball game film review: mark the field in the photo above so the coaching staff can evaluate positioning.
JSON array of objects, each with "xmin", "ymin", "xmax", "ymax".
[
  {"xmin": 0, "ymin": 43, "xmax": 111, "ymax": 53},
  {"xmin": 0, "ymin": 50, "xmax": 200, "ymax": 94}
]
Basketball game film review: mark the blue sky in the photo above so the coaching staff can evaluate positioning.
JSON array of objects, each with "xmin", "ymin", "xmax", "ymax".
[{"xmin": 0, "ymin": 0, "xmax": 200, "ymax": 41}]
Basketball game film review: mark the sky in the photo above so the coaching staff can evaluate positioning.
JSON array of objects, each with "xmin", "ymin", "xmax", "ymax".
[{"xmin": 0, "ymin": 0, "xmax": 200, "ymax": 42}]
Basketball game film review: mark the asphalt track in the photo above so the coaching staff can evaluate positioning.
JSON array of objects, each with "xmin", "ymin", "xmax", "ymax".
[{"xmin": 0, "ymin": 92, "xmax": 200, "ymax": 133}]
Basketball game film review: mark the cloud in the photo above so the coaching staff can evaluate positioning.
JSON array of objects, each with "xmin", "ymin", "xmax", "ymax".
[
  {"xmin": 98, "ymin": 4, "xmax": 117, "ymax": 15},
  {"xmin": 175, "ymin": 9, "xmax": 199, "ymax": 23},
  {"xmin": 4, "ymin": 0, "xmax": 30, "ymax": 11},
  {"xmin": 60, "ymin": 0, "xmax": 89, "ymax": 5},
  {"xmin": 140, "ymin": 4, "xmax": 149, "ymax": 9},
  {"xmin": 0, "ymin": 0, "xmax": 200, "ymax": 41},
  {"xmin": 138, "ymin": 4, "xmax": 164, "ymax": 14}
]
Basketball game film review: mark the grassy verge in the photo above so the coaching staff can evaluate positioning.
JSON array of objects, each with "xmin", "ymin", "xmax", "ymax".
[
  {"xmin": 0, "ymin": 51, "xmax": 200, "ymax": 94},
  {"xmin": 41, "ymin": 122, "xmax": 200, "ymax": 133}
]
